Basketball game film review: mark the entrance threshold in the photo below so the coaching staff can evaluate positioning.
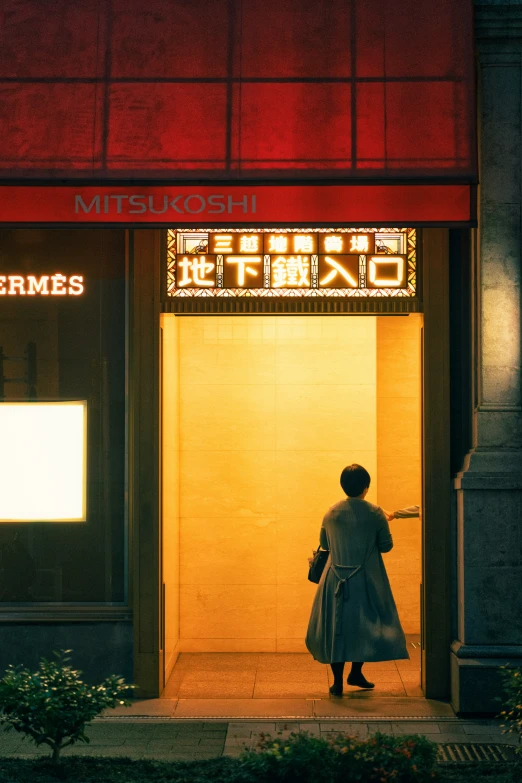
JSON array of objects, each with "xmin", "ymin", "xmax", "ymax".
[
  {"xmin": 107, "ymin": 636, "xmax": 452, "ymax": 719},
  {"xmin": 104, "ymin": 697, "xmax": 453, "ymax": 720}
]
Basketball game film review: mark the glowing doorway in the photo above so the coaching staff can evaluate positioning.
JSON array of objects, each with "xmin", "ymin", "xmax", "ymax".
[{"xmin": 161, "ymin": 314, "xmax": 422, "ymax": 697}]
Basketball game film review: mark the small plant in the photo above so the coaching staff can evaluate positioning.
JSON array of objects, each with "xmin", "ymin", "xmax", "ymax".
[
  {"xmin": 498, "ymin": 665, "xmax": 522, "ymax": 754},
  {"xmin": 0, "ymin": 649, "xmax": 134, "ymax": 764},
  {"xmin": 241, "ymin": 730, "xmax": 336, "ymax": 783},
  {"xmin": 239, "ymin": 730, "xmax": 438, "ymax": 783},
  {"xmin": 333, "ymin": 732, "xmax": 438, "ymax": 782}
]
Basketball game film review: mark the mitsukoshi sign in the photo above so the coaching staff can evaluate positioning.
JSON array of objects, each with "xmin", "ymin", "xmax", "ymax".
[
  {"xmin": 75, "ymin": 193, "xmax": 258, "ymax": 216},
  {"xmin": 0, "ymin": 185, "xmax": 473, "ymax": 224}
]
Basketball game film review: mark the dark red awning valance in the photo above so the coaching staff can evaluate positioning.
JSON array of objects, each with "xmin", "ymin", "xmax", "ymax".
[{"xmin": 0, "ymin": 0, "xmax": 476, "ymax": 181}]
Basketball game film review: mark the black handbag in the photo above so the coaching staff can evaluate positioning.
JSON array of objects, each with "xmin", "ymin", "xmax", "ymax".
[{"xmin": 308, "ymin": 546, "xmax": 329, "ymax": 584}]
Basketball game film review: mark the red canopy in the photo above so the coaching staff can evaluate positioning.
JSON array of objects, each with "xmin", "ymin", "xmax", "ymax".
[{"xmin": 0, "ymin": 0, "xmax": 476, "ymax": 181}]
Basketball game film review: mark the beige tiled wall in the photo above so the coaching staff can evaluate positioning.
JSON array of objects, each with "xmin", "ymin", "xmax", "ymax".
[
  {"xmin": 163, "ymin": 314, "xmax": 422, "ymax": 653},
  {"xmin": 176, "ymin": 316, "xmax": 377, "ymax": 652},
  {"xmin": 376, "ymin": 315, "xmax": 422, "ymax": 634},
  {"xmin": 161, "ymin": 316, "xmax": 181, "ymax": 677}
]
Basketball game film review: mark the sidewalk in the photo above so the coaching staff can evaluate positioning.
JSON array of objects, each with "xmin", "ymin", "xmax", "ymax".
[
  {"xmin": 224, "ymin": 718, "xmax": 520, "ymax": 758},
  {"xmin": 0, "ymin": 718, "xmax": 518, "ymax": 762}
]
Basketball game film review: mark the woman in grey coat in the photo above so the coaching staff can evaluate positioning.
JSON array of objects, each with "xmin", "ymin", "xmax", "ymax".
[{"xmin": 306, "ymin": 463, "xmax": 409, "ymax": 696}]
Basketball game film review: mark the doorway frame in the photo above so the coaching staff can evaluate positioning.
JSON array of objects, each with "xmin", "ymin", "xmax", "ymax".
[{"xmin": 129, "ymin": 227, "xmax": 451, "ymax": 700}]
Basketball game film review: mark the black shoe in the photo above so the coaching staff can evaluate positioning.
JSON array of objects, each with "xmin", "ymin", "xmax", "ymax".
[
  {"xmin": 329, "ymin": 683, "xmax": 343, "ymax": 697},
  {"xmin": 347, "ymin": 673, "xmax": 375, "ymax": 689}
]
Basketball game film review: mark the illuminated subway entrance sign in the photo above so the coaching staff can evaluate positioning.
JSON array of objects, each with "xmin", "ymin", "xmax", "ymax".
[
  {"xmin": 167, "ymin": 229, "xmax": 416, "ymax": 299},
  {"xmin": 0, "ymin": 275, "xmax": 84, "ymax": 296}
]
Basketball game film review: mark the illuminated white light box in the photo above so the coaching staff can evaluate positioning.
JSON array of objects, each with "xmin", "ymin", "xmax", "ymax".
[{"xmin": 0, "ymin": 401, "xmax": 87, "ymax": 522}]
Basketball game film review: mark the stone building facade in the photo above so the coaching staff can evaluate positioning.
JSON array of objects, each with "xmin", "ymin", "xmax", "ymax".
[
  {"xmin": 0, "ymin": 1, "xmax": 520, "ymax": 715},
  {"xmin": 451, "ymin": 0, "xmax": 522, "ymax": 713}
]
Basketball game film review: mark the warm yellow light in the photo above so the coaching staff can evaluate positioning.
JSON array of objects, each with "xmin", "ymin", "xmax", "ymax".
[
  {"xmin": 350, "ymin": 235, "xmax": 369, "ymax": 253},
  {"xmin": 271, "ymin": 255, "xmax": 310, "ymax": 287},
  {"xmin": 226, "ymin": 256, "xmax": 262, "ymax": 286},
  {"xmin": 0, "ymin": 274, "xmax": 84, "ymax": 296},
  {"xmin": 268, "ymin": 235, "xmax": 289, "ymax": 253},
  {"xmin": 0, "ymin": 401, "xmax": 87, "ymax": 522},
  {"xmin": 293, "ymin": 235, "xmax": 314, "ymax": 253},
  {"xmin": 239, "ymin": 235, "xmax": 260, "ymax": 253},
  {"xmin": 177, "ymin": 256, "xmax": 215, "ymax": 287},
  {"xmin": 213, "ymin": 234, "xmax": 234, "ymax": 252},
  {"xmin": 320, "ymin": 257, "xmax": 358, "ymax": 287},
  {"xmin": 368, "ymin": 257, "xmax": 405, "ymax": 287},
  {"xmin": 324, "ymin": 235, "xmax": 343, "ymax": 253}
]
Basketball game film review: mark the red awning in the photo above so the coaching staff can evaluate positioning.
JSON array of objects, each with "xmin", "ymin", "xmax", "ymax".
[
  {"xmin": 0, "ymin": 184, "xmax": 473, "ymax": 225},
  {"xmin": 0, "ymin": 0, "xmax": 476, "ymax": 182}
]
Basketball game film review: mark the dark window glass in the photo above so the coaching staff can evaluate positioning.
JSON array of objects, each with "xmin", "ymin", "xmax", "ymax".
[{"xmin": 0, "ymin": 229, "xmax": 126, "ymax": 603}]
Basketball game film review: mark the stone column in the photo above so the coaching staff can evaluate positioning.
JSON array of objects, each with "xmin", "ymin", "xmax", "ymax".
[{"xmin": 452, "ymin": 1, "xmax": 522, "ymax": 713}]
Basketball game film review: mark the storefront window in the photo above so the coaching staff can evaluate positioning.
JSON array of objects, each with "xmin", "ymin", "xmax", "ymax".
[
  {"xmin": 0, "ymin": 401, "xmax": 87, "ymax": 522},
  {"xmin": 0, "ymin": 230, "xmax": 126, "ymax": 603}
]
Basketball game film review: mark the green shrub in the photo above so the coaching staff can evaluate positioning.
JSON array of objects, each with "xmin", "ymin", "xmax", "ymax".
[
  {"xmin": 498, "ymin": 666, "xmax": 522, "ymax": 754},
  {"xmin": 0, "ymin": 757, "xmax": 520, "ymax": 783},
  {"xmin": 0, "ymin": 757, "xmax": 256, "ymax": 783},
  {"xmin": 240, "ymin": 731, "xmax": 336, "ymax": 783},
  {"xmin": 335, "ymin": 732, "xmax": 438, "ymax": 783},
  {"xmin": 239, "ymin": 730, "xmax": 438, "ymax": 783},
  {"xmin": 0, "ymin": 650, "xmax": 134, "ymax": 764}
]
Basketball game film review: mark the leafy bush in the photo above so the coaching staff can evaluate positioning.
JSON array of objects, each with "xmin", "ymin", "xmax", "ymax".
[
  {"xmin": 240, "ymin": 730, "xmax": 438, "ymax": 783},
  {"xmin": 0, "ymin": 757, "xmax": 520, "ymax": 783},
  {"xmin": 498, "ymin": 666, "xmax": 522, "ymax": 754},
  {"xmin": 334, "ymin": 732, "xmax": 438, "ymax": 783},
  {"xmin": 0, "ymin": 757, "xmax": 253, "ymax": 783},
  {"xmin": 0, "ymin": 650, "xmax": 134, "ymax": 764},
  {"xmin": 241, "ymin": 731, "xmax": 336, "ymax": 783}
]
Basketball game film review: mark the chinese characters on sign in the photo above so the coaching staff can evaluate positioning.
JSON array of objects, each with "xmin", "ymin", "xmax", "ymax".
[
  {"xmin": 170, "ymin": 230, "xmax": 413, "ymax": 294},
  {"xmin": 272, "ymin": 256, "xmax": 310, "ymax": 288},
  {"xmin": 367, "ymin": 257, "xmax": 405, "ymax": 288},
  {"xmin": 209, "ymin": 233, "xmax": 264, "ymax": 254},
  {"xmin": 318, "ymin": 233, "xmax": 375, "ymax": 255},
  {"xmin": 208, "ymin": 233, "xmax": 319, "ymax": 255},
  {"xmin": 224, "ymin": 256, "xmax": 263, "ymax": 288},
  {"xmin": 318, "ymin": 255, "xmax": 359, "ymax": 288},
  {"xmin": 177, "ymin": 256, "xmax": 216, "ymax": 287}
]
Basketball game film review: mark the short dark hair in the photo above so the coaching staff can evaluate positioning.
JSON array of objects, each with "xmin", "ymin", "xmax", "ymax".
[{"xmin": 340, "ymin": 464, "xmax": 371, "ymax": 497}]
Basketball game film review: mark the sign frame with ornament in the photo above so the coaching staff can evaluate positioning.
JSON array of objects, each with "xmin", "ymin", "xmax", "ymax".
[{"xmin": 165, "ymin": 227, "xmax": 420, "ymax": 314}]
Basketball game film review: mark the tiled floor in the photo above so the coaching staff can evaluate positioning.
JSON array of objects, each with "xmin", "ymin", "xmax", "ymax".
[
  {"xmin": 105, "ymin": 637, "xmax": 453, "ymax": 719},
  {"xmin": 162, "ymin": 636, "xmax": 422, "ymax": 700}
]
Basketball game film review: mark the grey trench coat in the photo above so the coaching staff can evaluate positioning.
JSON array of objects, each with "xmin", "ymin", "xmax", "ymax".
[{"xmin": 305, "ymin": 497, "xmax": 409, "ymax": 663}]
